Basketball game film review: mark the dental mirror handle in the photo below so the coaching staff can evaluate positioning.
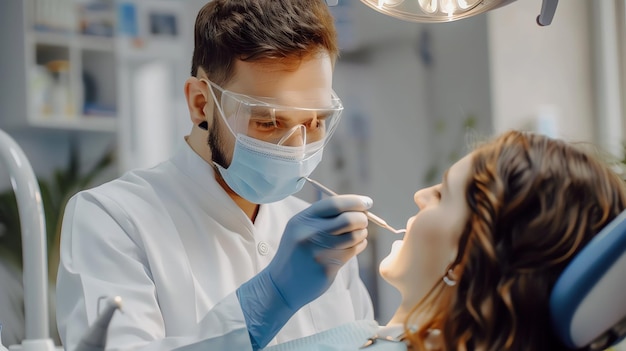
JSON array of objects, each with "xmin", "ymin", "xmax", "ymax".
[
  {"xmin": 304, "ymin": 177, "xmax": 405, "ymax": 234},
  {"xmin": 364, "ymin": 211, "xmax": 405, "ymax": 234}
]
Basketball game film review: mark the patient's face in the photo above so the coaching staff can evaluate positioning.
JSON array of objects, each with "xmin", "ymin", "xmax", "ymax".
[{"xmin": 380, "ymin": 153, "xmax": 472, "ymax": 305}]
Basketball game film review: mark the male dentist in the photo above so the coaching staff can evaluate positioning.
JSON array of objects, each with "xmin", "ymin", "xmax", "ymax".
[{"xmin": 56, "ymin": 1, "xmax": 374, "ymax": 350}]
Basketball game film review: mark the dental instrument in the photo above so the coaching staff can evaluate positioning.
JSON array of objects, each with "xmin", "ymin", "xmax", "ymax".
[
  {"xmin": 304, "ymin": 177, "xmax": 406, "ymax": 235},
  {"xmin": 74, "ymin": 296, "xmax": 123, "ymax": 351}
]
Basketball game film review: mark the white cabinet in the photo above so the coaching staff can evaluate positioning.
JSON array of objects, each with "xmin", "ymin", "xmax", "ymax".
[
  {"xmin": 0, "ymin": 0, "xmax": 195, "ymax": 174},
  {"xmin": 1, "ymin": 0, "xmax": 118, "ymax": 132}
]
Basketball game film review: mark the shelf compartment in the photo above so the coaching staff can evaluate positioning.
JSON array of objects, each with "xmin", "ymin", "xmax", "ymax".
[
  {"xmin": 27, "ymin": 115, "xmax": 117, "ymax": 132},
  {"xmin": 81, "ymin": 50, "xmax": 117, "ymax": 119}
]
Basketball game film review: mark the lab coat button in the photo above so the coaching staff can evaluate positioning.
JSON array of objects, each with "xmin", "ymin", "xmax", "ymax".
[{"xmin": 257, "ymin": 241, "xmax": 270, "ymax": 256}]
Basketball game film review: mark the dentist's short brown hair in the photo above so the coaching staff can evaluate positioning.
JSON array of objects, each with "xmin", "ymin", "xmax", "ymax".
[{"xmin": 190, "ymin": 0, "xmax": 339, "ymax": 85}]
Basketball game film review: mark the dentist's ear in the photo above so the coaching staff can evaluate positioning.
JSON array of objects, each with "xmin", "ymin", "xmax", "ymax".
[{"xmin": 184, "ymin": 76, "xmax": 212, "ymax": 130}]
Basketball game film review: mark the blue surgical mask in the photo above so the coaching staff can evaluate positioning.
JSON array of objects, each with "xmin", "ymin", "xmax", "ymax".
[{"xmin": 214, "ymin": 135, "xmax": 324, "ymax": 204}]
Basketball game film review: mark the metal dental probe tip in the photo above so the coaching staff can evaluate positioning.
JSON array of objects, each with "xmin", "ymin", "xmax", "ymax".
[{"xmin": 304, "ymin": 177, "xmax": 406, "ymax": 234}]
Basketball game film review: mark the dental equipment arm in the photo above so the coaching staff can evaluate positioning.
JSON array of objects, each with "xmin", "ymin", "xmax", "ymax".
[
  {"xmin": 537, "ymin": 0, "xmax": 559, "ymax": 26},
  {"xmin": 1, "ymin": 324, "xmax": 9, "ymax": 351},
  {"xmin": 237, "ymin": 195, "xmax": 372, "ymax": 350},
  {"xmin": 0, "ymin": 129, "xmax": 56, "ymax": 351},
  {"xmin": 304, "ymin": 177, "xmax": 405, "ymax": 234}
]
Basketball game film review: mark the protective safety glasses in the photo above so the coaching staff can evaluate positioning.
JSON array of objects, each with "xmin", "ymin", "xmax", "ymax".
[{"xmin": 202, "ymin": 79, "xmax": 343, "ymax": 158}]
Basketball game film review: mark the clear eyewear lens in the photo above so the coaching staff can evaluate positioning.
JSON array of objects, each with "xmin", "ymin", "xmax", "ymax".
[{"xmin": 206, "ymin": 80, "xmax": 343, "ymax": 156}]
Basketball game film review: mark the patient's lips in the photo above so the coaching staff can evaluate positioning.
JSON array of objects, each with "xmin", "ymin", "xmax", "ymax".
[{"xmin": 406, "ymin": 215, "xmax": 416, "ymax": 231}]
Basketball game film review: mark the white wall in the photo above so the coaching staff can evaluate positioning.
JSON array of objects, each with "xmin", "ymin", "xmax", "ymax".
[
  {"xmin": 487, "ymin": 0, "xmax": 595, "ymax": 142},
  {"xmin": 325, "ymin": 0, "xmax": 601, "ymax": 325},
  {"xmin": 306, "ymin": 2, "xmax": 494, "ymax": 324}
]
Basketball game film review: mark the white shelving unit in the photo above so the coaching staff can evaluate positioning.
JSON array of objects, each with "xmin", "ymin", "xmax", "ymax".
[
  {"xmin": 1, "ymin": 0, "xmax": 194, "ymax": 174},
  {"xmin": 0, "ymin": 0, "xmax": 117, "ymax": 133},
  {"xmin": 0, "ymin": 0, "xmax": 194, "ymax": 347},
  {"xmin": 20, "ymin": 0, "xmax": 118, "ymax": 133}
]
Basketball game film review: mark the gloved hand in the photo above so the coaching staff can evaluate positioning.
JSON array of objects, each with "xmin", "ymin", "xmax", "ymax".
[{"xmin": 237, "ymin": 194, "xmax": 372, "ymax": 350}]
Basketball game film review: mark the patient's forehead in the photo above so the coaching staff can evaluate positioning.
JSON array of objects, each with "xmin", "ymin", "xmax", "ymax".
[{"xmin": 447, "ymin": 153, "xmax": 473, "ymax": 190}]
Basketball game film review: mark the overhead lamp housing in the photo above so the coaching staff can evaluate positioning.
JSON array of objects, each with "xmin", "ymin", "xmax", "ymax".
[{"xmin": 358, "ymin": 0, "xmax": 560, "ymax": 26}]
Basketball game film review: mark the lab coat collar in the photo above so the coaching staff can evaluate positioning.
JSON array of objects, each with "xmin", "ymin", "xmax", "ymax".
[
  {"xmin": 172, "ymin": 138, "xmax": 266, "ymax": 233},
  {"xmin": 176, "ymin": 137, "xmax": 214, "ymax": 174},
  {"xmin": 171, "ymin": 138, "xmax": 249, "ymax": 217},
  {"xmin": 173, "ymin": 138, "xmax": 222, "ymax": 194}
]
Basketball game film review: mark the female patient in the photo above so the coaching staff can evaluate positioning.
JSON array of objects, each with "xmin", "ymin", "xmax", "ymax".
[{"xmin": 266, "ymin": 130, "xmax": 626, "ymax": 351}]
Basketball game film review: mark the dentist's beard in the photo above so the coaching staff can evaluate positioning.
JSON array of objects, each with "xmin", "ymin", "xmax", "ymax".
[{"xmin": 208, "ymin": 116, "xmax": 229, "ymax": 170}]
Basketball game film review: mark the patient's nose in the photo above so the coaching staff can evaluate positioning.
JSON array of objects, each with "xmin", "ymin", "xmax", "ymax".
[{"xmin": 414, "ymin": 185, "xmax": 440, "ymax": 209}]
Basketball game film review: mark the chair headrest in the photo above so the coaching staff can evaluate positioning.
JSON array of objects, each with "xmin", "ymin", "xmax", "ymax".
[{"xmin": 550, "ymin": 210, "xmax": 626, "ymax": 350}]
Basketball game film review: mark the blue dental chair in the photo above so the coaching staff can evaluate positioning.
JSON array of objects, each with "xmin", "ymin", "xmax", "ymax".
[{"xmin": 550, "ymin": 209, "xmax": 626, "ymax": 350}]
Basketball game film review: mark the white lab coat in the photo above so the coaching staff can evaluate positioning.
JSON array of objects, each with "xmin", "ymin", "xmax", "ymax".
[{"xmin": 56, "ymin": 140, "xmax": 374, "ymax": 351}]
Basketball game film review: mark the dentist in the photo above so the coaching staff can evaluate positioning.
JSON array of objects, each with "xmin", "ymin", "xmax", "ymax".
[{"xmin": 56, "ymin": 1, "xmax": 374, "ymax": 350}]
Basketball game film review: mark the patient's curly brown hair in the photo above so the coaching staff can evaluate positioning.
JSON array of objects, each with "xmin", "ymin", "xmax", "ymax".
[{"xmin": 404, "ymin": 130, "xmax": 626, "ymax": 351}]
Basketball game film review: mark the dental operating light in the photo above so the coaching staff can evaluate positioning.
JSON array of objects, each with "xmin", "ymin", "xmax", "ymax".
[{"xmin": 356, "ymin": 0, "xmax": 560, "ymax": 26}]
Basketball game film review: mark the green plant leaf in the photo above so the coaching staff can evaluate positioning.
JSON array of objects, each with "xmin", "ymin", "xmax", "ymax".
[{"xmin": 0, "ymin": 191, "xmax": 22, "ymax": 267}]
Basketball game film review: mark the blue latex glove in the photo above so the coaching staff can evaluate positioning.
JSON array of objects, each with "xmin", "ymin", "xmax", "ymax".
[{"xmin": 237, "ymin": 194, "xmax": 372, "ymax": 350}]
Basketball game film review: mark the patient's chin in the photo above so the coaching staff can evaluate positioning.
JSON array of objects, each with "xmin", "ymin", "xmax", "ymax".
[{"xmin": 379, "ymin": 254, "xmax": 398, "ymax": 286}]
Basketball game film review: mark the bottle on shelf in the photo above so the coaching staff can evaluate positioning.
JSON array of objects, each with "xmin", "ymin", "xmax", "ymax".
[{"xmin": 45, "ymin": 60, "xmax": 74, "ymax": 119}]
